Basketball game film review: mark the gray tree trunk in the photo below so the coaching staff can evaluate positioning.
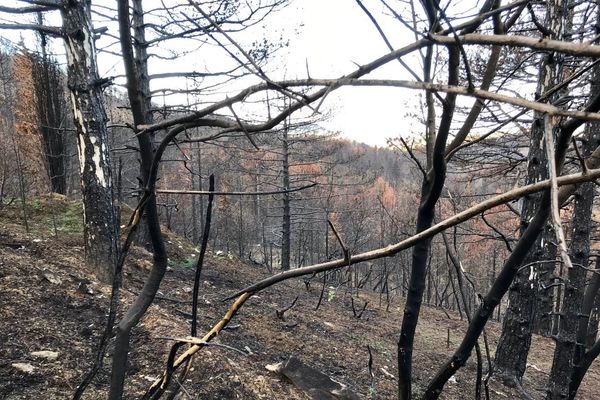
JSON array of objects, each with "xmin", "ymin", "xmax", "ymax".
[
  {"xmin": 61, "ymin": 1, "xmax": 118, "ymax": 283},
  {"xmin": 132, "ymin": 0, "xmax": 155, "ymax": 249}
]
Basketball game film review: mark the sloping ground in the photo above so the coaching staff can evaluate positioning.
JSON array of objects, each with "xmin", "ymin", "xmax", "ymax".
[{"xmin": 1, "ymin": 196, "xmax": 599, "ymax": 399}]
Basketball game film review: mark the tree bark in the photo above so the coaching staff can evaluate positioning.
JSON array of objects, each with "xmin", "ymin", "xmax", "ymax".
[
  {"xmin": 131, "ymin": 0, "xmax": 155, "ymax": 250},
  {"xmin": 397, "ymin": 46, "xmax": 459, "ymax": 400},
  {"xmin": 569, "ymin": 258, "xmax": 600, "ymax": 399},
  {"xmin": 110, "ymin": 1, "xmax": 169, "ymax": 397},
  {"xmin": 34, "ymin": 28, "xmax": 67, "ymax": 194},
  {"xmin": 546, "ymin": 131, "xmax": 595, "ymax": 399},
  {"xmin": 61, "ymin": 0, "xmax": 118, "ymax": 283},
  {"xmin": 281, "ymin": 120, "xmax": 291, "ymax": 270},
  {"xmin": 494, "ymin": 0, "xmax": 569, "ymax": 381}
]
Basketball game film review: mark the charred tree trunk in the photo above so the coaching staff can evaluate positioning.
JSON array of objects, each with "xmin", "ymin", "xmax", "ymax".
[
  {"xmin": 110, "ymin": 1, "xmax": 169, "ymax": 397},
  {"xmin": 34, "ymin": 27, "xmax": 67, "ymax": 194},
  {"xmin": 494, "ymin": 0, "xmax": 569, "ymax": 382},
  {"xmin": 546, "ymin": 126, "xmax": 595, "ymax": 398},
  {"xmin": 131, "ymin": 0, "xmax": 155, "ymax": 250},
  {"xmin": 569, "ymin": 257, "xmax": 600, "ymax": 399},
  {"xmin": 281, "ymin": 121, "xmax": 291, "ymax": 270},
  {"xmin": 61, "ymin": 1, "xmax": 118, "ymax": 283},
  {"xmin": 397, "ymin": 46, "xmax": 459, "ymax": 400}
]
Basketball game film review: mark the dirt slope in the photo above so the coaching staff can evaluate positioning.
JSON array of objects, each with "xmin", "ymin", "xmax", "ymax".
[{"xmin": 1, "ymin": 197, "xmax": 599, "ymax": 399}]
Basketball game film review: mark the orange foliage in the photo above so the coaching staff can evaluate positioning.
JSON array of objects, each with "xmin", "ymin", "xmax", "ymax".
[
  {"xmin": 289, "ymin": 162, "xmax": 322, "ymax": 175},
  {"xmin": 371, "ymin": 176, "xmax": 397, "ymax": 208},
  {"xmin": 12, "ymin": 53, "xmax": 48, "ymax": 194}
]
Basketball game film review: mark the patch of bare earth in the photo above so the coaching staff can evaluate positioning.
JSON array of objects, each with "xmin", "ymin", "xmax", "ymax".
[{"xmin": 1, "ymin": 201, "xmax": 599, "ymax": 399}]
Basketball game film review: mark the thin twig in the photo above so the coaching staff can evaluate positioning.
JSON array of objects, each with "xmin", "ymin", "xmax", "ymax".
[
  {"xmin": 227, "ymin": 102, "xmax": 259, "ymax": 150},
  {"xmin": 397, "ymin": 136, "xmax": 427, "ymax": 177},
  {"xmin": 544, "ymin": 114, "xmax": 575, "ymax": 276},
  {"xmin": 314, "ymin": 271, "xmax": 327, "ymax": 311},
  {"xmin": 328, "ymin": 219, "xmax": 349, "ymax": 262},
  {"xmin": 154, "ymin": 183, "xmax": 316, "ymax": 196},
  {"xmin": 572, "ymin": 137, "xmax": 588, "ymax": 174},
  {"xmin": 276, "ymin": 296, "xmax": 299, "ymax": 320}
]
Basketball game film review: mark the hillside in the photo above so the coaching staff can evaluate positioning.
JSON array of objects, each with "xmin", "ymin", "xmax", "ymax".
[{"xmin": 1, "ymin": 196, "xmax": 599, "ymax": 399}]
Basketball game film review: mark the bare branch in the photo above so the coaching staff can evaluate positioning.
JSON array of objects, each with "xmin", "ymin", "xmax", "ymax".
[
  {"xmin": 430, "ymin": 33, "xmax": 600, "ymax": 57},
  {"xmin": 0, "ymin": 23, "xmax": 62, "ymax": 36},
  {"xmin": 155, "ymin": 183, "xmax": 316, "ymax": 196},
  {"xmin": 0, "ymin": 4, "xmax": 60, "ymax": 13},
  {"xmin": 544, "ymin": 114, "xmax": 574, "ymax": 275}
]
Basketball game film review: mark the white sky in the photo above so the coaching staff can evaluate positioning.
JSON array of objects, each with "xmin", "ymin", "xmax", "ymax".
[
  {"xmin": 0, "ymin": 0, "xmax": 437, "ymax": 146},
  {"xmin": 276, "ymin": 0, "xmax": 421, "ymax": 145}
]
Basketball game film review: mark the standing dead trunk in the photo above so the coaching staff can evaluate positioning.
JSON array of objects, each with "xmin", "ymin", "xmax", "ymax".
[
  {"xmin": 397, "ymin": 46, "xmax": 459, "ymax": 400},
  {"xmin": 61, "ymin": 1, "xmax": 118, "ymax": 283},
  {"xmin": 34, "ymin": 25, "xmax": 67, "ymax": 195},
  {"xmin": 546, "ymin": 126, "xmax": 595, "ymax": 398},
  {"xmin": 131, "ymin": 0, "xmax": 155, "ymax": 250},
  {"xmin": 494, "ymin": 0, "xmax": 570, "ymax": 382},
  {"xmin": 109, "ymin": 1, "xmax": 169, "ymax": 397},
  {"xmin": 281, "ymin": 120, "xmax": 291, "ymax": 270}
]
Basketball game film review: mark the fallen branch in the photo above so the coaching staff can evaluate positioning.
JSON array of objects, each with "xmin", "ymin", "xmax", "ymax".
[
  {"xmin": 276, "ymin": 296, "xmax": 299, "ymax": 321},
  {"xmin": 351, "ymin": 297, "xmax": 369, "ymax": 319},
  {"xmin": 142, "ymin": 167, "xmax": 600, "ymax": 398},
  {"xmin": 154, "ymin": 182, "xmax": 316, "ymax": 196}
]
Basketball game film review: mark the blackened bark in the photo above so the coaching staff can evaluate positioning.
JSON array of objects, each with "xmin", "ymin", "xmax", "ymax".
[
  {"xmin": 281, "ymin": 121, "xmax": 291, "ymax": 270},
  {"xmin": 494, "ymin": 113, "xmax": 547, "ymax": 380},
  {"xmin": 61, "ymin": 1, "xmax": 118, "ymax": 283},
  {"xmin": 494, "ymin": 0, "xmax": 569, "ymax": 379},
  {"xmin": 191, "ymin": 174, "xmax": 215, "ymax": 336},
  {"xmin": 535, "ymin": 229, "xmax": 557, "ymax": 335},
  {"xmin": 109, "ymin": 1, "xmax": 169, "ymax": 397},
  {"xmin": 569, "ymin": 259, "xmax": 600, "ymax": 399},
  {"xmin": 546, "ymin": 149, "xmax": 594, "ymax": 398},
  {"xmin": 397, "ymin": 47, "xmax": 459, "ymax": 400},
  {"xmin": 132, "ymin": 0, "xmax": 155, "ymax": 250},
  {"xmin": 586, "ymin": 294, "xmax": 600, "ymax": 348},
  {"xmin": 32, "ymin": 34, "xmax": 67, "ymax": 194}
]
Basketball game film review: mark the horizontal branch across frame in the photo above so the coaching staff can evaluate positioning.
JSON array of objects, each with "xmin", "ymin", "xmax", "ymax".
[
  {"xmin": 154, "ymin": 183, "xmax": 316, "ymax": 196},
  {"xmin": 136, "ymin": 33, "xmax": 600, "ymax": 135}
]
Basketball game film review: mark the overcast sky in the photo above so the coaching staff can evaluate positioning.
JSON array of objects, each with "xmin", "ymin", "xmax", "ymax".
[
  {"xmin": 0, "ymin": 0, "xmax": 430, "ymax": 147},
  {"xmin": 280, "ymin": 0, "xmax": 420, "ymax": 146}
]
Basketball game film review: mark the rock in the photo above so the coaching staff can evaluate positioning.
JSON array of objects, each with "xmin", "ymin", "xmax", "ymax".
[
  {"xmin": 265, "ymin": 362, "xmax": 283, "ymax": 373},
  {"xmin": 380, "ymin": 366, "xmax": 395, "ymax": 379},
  {"xmin": 43, "ymin": 272, "xmax": 62, "ymax": 285},
  {"xmin": 31, "ymin": 350, "xmax": 59, "ymax": 361},
  {"xmin": 278, "ymin": 356, "xmax": 360, "ymax": 400},
  {"xmin": 12, "ymin": 363, "xmax": 35, "ymax": 373},
  {"xmin": 77, "ymin": 281, "xmax": 94, "ymax": 295}
]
